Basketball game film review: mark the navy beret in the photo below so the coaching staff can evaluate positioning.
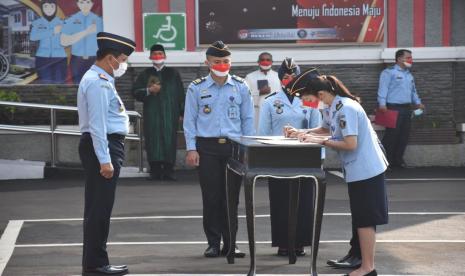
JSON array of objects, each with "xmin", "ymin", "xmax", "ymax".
[
  {"xmin": 278, "ymin": 58, "xmax": 300, "ymax": 80},
  {"xmin": 97, "ymin": 32, "xmax": 136, "ymax": 56},
  {"xmin": 286, "ymin": 67, "xmax": 320, "ymax": 95},
  {"xmin": 206, "ymin": 41, "xmax": 231, "ymax": 57}
]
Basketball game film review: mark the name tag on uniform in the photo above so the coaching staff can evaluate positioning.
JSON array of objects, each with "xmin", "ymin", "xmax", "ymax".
[{"xmin": 201, "ymin": 95, "xmax": 212, "ymax": 99}]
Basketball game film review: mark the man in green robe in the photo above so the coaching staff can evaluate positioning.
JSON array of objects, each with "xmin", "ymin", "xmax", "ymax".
[{"xmin": 132, "ymin": 44, "xmax": 185, "ymax": 180}]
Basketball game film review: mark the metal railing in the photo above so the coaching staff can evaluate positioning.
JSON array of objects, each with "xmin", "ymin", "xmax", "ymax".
[{"xmin": 0, "ymin": 100, "xmax": 144, "ymax": 172}]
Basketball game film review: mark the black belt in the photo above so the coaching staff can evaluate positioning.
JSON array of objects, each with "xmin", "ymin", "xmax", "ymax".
[
  {"xmin": 82, "ymin": 132, "xmax": 125, "ymax": 140},
  {"xmin": 197, "ymin": 137, "xmax": 229, "ymax": 144},
  {"xmin": 386, "ymin": 103, "xmax": 411, "ymax": 108}
]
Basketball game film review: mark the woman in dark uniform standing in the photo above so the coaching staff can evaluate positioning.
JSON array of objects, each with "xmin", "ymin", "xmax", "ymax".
[{"xmin": 258, "ymin": 59, "xmax": 321, "ymax": 256}]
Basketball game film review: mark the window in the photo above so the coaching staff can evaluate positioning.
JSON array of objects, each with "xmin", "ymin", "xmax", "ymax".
[
  {"xmin": 27, "ymin": 10, "xmax": 36, "ymax": 23},
  {"xmin": 13, "ymin": 12, "xmax": 21, "ymax": 24}
]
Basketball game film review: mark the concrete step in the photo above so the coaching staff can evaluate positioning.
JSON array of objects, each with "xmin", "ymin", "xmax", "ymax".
[
  {"xmin": 0, "ymin": 159, "xmax": 149, "ymax": 180},
  {"xmin": 0, "ymin": 159, "xmax": 45, "ymax": 180}
]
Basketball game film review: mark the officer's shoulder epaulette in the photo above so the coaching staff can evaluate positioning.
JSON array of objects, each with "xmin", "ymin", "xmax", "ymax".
[
  {"xmin": 231, "ymin": 75, "xmax": 245, "ymax": 83},
  {"xmin": 265, "ymin": 92, "xmax": 277, "ymax": 99},
  {"xmin": 191, "ymin": 77, "xmax": 207, "ymax": 85},
  {"xmin": 98, "ymin": 74, "xmax": 109, "ymax": 81},
  {"xmin": 336, "ymin": 101, "xmax": 343, "ymax": 111}
]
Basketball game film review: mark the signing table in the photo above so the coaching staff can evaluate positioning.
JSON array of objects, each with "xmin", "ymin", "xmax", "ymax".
[{"xmin": 225, "ymin": 136, "xmax": 326, "ymax": 276}]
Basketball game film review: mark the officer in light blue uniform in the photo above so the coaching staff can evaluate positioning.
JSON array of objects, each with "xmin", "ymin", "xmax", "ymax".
[
  {"xmin": 77, "ymin": 32, "xmax": 135, "ymax": 275},
  {"xmin": 298, "ymin": 75, "xmax": 388, "ymax": 275},
  {"xmin": 183, "ymin": 41, "xmax": 254, "ymax": 258},
  {"xmin": 325, "ymin": 96, "xmax": 388, "ymax": 182},
  {"xmin": 258, "ymin": 62, "xmax": 321, "ymax": 256},
  {"xmin": 62, "ymin": 0, "xmax": 103, "ymax": 83},
  {"xmin": 30, "ymin": 0, "xmax": 66, "ymax": 83},
  {"xmin": 377, "ymin": 49, "xmax": 424, "ymax": 168}
]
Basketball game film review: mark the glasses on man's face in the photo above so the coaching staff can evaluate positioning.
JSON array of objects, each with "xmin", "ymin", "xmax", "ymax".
[{"xmin": 259, "ymin": 58, "xmax": 272, "ymax": 61}]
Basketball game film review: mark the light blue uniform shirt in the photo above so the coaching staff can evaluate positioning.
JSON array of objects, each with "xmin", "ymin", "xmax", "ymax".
[
  {"xmin": 78, "ymin": 65, "xmax": 129, "ymax": 164},
  {"xmin": 322, "ymin": 95, "xmax": 388, "ymax": 182},
  {"xmin": 30, "ymin": 17, "xmax": 66, "ymax": 58},
  {"xmin": 62, "ymin": 12, "xmax": 103, "ymax": 57},
  {"xmin": 377, "ymin": 64, "xmax": 421, "ymax": 106},
  {"xmin": 183, "ymin": 74, "xmax": 255, "ymax": 151},
  {"xmin": 258, "ymin": 90, "xmax": 321, "ymax": 135}
]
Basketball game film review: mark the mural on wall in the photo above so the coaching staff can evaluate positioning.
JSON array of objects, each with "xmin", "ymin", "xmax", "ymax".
[{"xmin": 0, "ymin": 0, "xmax": 103, "ymax": 84}]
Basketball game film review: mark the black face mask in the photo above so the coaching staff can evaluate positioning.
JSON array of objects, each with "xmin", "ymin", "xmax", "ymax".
[{"xmin": 41, "ymin": 3, "xmax": 57, "ymax": 22}]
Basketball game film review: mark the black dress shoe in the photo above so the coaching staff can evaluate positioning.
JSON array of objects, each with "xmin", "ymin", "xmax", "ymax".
[
  {"xmin": 83, "ymin": 265, "xmax": 128, "ymax": 275},
  {"xmin": 204, "ymin": 246, "xmax": 220, "ymax": 257},
  {"xmin": 343, "ymin": 269, "xmax": 377, "ymax": 276},
  {"xmin": 332, "ymin": 255, "xmax": 362, "ymax": 269},
  {"xmin": 162, "ymin": 172, "xmax": 177, "ymax": 181},
  {"xmin": 146, "ymin": 174, "xmax": 161, "ymax": 181},
  {"xmin": 277, "ymin": 248, "xmax": 288, "ymax": 256},
  {"xmin": 327, "ymin": 253, "xmax": 352, "ymax": 266},
  {"xmin": 295, "ymin": 247, "xmax": 306, "ymax": 256},
  {"xmin": 221, "ymin": 246, "xmax": 246, "ymax": 258}
]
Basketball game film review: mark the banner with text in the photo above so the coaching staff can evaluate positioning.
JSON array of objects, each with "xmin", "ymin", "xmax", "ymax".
[{"xmin": 197, "ymin": 0, "xmax": 384, "ymax": 45}]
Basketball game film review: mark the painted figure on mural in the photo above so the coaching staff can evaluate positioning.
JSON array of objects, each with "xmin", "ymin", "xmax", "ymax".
[
  {"xmin": 61, "ymin": 0, "xmax": 103, "ymax": 83},
  {"xmin": 30, "ymin": 0, "xmax": 67, "ymax": 83}
]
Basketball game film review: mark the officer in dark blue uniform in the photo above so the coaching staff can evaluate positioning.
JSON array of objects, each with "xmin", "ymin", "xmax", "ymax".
[
  {"xmin": 78, "ymin": 32, "xmax": 135, "ymax": 275},
  {"xmin": 183, "ymin": 41, "xmax": 255, "ymax": 258}
]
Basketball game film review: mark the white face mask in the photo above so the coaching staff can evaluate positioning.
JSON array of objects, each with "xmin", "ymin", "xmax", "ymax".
[
  {"xmin": 404, "ymin": 62, "xmax": 412, "ymax": 68},
  {"xmin": 259, "ymin": 65, "xmax": 272, "ymax": 71},
  {"xmin": 152, "ymin": 59, "xmax": 165, "ymax": 65},
  {"xmin": 112, "ymin": 61, "xmax": 128, "ymax": 78}
]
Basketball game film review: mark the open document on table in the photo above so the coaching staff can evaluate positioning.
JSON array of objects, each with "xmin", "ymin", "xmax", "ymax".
[{"xmin": 242, "ymin": 135, "xmax": 320, "ymax": 146}]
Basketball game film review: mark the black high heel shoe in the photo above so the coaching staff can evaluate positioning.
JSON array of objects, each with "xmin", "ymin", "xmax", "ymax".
[{"xmin": 344, "ymin": 269, "xmax": 377, "ymax": 276}]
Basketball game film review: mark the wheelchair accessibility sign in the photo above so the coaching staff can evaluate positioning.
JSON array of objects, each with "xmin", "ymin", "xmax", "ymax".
[{"xmin": 144, "ymin": 13, "xmax": 186, "ymax": 51}]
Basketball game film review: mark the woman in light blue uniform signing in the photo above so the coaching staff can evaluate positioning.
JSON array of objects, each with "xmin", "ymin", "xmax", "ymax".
[
  {"xmin": 292, "ymin": 75, "xmax": 388, "ymax": 276},
  {"xmin": 258, "ymin": 58, "xmax": 321, "ymax": 256}
]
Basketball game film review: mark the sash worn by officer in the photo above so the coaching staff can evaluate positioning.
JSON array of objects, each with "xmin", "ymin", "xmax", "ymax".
[
  {"xmin": 183, "ymin": 41, "xmax": 255, "ymax": 258},
  {"xmin": 77, "ymin": 32, "xmax": 135, "ymax": 275}
]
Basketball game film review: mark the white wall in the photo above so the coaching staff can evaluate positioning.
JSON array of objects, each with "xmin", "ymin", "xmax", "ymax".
[{"xmin": 102, "ymin": 0, "xmax": 135, "ymax": 40}]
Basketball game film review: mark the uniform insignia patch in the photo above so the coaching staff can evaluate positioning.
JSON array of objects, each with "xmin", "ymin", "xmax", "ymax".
[
  {"xmin": 203, "ymin": 105, "xmax": 211, "ymax": 114},
  {"xmin": 192, "ymin": 77, "xmax": 207, "ymax": 85},
  {"xmin": 231, "ymin": 75, "xmax": 245, "ymax": 83},
  {"xmin": 336, "ymin": 101, "xmax": 343, "ymax": 111},
  {"xmin": 339, "ymin": 119, "xmax": 346, "ymax": 129},
  {"xmin": 99, "ymin": 74, "xmax": 108, "ymax": 81}
]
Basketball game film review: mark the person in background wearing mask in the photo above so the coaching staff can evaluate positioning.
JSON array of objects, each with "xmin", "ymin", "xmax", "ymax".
[
  {"xmin": 61, "ymin": 0, "xmax": 103, "ymax": 83},
  {"xmin": 30, "ymin": 0, "xmax": 67, "ymax": 83},
  {"xmin": 77, "ymin": 32, "xmax": 135, "ymax": 275},
  {"xmin": 132, "ymin": 44, "xmax": 185, "ymax": 181},
  {"xmin": 245, "ymin": 52, "xmax": 282, "ymax": 129},
  {"xmin": 183, "ymin": 41, "xmax": 255, "ymax": 258},
  {"xmin": 258, "ymin": 60, "xmax": 321, "ymax": 257},
  {"xmin": 377, "ymin": 49, "xmax": 425, "ymax": 169}
]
